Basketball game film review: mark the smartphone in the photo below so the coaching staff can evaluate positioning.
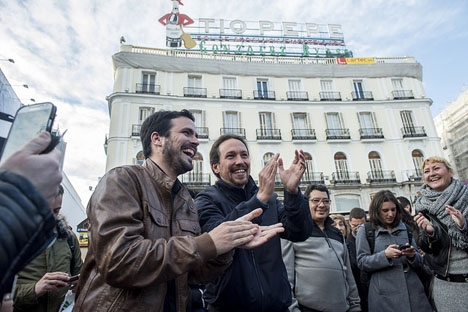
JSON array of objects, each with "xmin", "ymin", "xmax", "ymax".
[
  {"xmin": 0, "ymin": 102, "xmax": 56, "ymax": 162},
  {"xmin": 398, "ymin": 244, "xmax": 411, "ymax": 250},
  {"xmin": 68, "ymin": 274, "xmax": 79, "ymax": 283}
]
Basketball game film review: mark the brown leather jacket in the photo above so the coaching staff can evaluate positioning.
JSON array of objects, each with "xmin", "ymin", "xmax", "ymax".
[{"xmin": 73, "ymin": 160, "xmax": 232, "ymax": 312}]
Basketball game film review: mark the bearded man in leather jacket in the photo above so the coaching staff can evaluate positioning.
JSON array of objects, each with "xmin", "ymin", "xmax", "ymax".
[{"xmin": 73, "ymin": 110, "xmax": 280, "ymax": 312}]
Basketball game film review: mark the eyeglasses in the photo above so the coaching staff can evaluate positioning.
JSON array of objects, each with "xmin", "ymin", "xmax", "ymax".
[{"xmin": 309, "ymin": 198, "xmax": 331, "ymax": 205}]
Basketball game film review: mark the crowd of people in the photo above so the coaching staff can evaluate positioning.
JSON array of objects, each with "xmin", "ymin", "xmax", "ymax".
[{"xmin": 1, "ymin": 109, "xmax": 468, "ymax": 312}]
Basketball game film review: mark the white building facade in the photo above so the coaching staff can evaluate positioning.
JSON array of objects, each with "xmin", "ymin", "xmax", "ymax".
[
  {"xmin": 105, "ymin": 45, "xmax": 442, "ymax": 213},
  {"xmin": 434, "ymin": 90, "xmax": 468, "ymax": 182}
]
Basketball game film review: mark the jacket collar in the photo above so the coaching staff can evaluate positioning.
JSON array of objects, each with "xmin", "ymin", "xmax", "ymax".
[{"xmin": 142, "ymin": 158, "xmax": 178, "ymax": 192}]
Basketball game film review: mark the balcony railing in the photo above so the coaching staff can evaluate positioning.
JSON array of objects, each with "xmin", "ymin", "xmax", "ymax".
[
  {"xmin": 359, "ymin": 128, "xmax": 384, "ymax": 139},
  {"xmin": 256, "ymin": 128, "xmax": 282, "ymax": 140},
  {"xmin": 402, "ymin": 126, "xmax": 427, "ymax": 138},
  {"xmin": 392, "ymin": 90, "xmax": 414, "ymax": 100},
  {"xmin": 301, "ymin": 171, "xmax": 324, "ymax": 185},
  {"xmin": 220, "ymin": 128, "xmax": 246, "ymax": 138},
  {"xmin": 132, "ymin": 124, "xmax": 141, "ymax": 137},
  {"xmin": 196, "ymin": 127, "xmax": 209, "ymax": 139},
  {"xmin": 352, "ymin": 91, "xmax": 374, "ymax": 101},
  {"xmin": 319, "ymin": 91, "xmax": 342, "ymax": 101},
  {"xmin": 253, "ymin": 90, "xmax": 276, "ymax": 100},
  {"xmin": 219, "ymin": 89, "xmax": 242, "ymax": 99},
  {"xmin": 136, "ymin": 83, "xmax": 160, "ymax": 95},
  {"xmin": 291, "ymin": 128, "xmax": 317, "ymax": 140},
  {"xmin": 179, "ymin": 173, "xmax": 211, "ymax": 187},
  {"xmin": 184, "ymin": 87, "xmax": 207, "ymax": 98},
  {"xmin": 286, "ymin": 91, "xmax": 309, "ymax": 101},
  {"xmin": 331, "ymin": 171, "xmax": 361, "ymax": 184},
  {"xmin": 326, "ymin": 128, "xmax": 351, "ymax": 140},
  {"xmin": 367, "ymin": 170, "xmax": 396, "ymax": 183},
  {"xmin": 402, "ymin": 169, "xmax": 423, "ymax": 182}
]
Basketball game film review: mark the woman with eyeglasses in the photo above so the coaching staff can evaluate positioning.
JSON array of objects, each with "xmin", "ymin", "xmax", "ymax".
[
  {"xmin": 356, "ymin": 190, "xmax": 432, "ymax": 312},
  {"xmin": 414, "ymin": 156, "xmax": 468, "ymax": 312}
]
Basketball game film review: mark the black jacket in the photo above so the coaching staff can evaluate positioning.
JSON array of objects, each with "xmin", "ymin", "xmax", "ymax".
[
  {"xmin": 0, "ymin": 170, "xmax": 56, "ymax": 298},
  {"xmin": 418, "ymin": 212, "xmax": 453, "ymax": 276},
  {"xmin": 195, "ymin": 177, "xmax": 311, "ymax": 312}
]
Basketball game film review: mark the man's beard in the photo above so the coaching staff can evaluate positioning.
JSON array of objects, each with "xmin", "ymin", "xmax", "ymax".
[{"xmin": 162, "ymin": 141, "xmax": 193, "ymax": 176}]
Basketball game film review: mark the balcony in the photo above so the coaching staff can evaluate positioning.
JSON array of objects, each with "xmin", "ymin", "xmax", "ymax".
[
  {"xmin": 301, "ymin": 171, "xmax": 324, "ymax": 186},
  {"xmin": 331, "ymin": 171, "xmax": 361, "ymax": 185},
  {"xmin": 291, "ymin": 128, "xmax": 317, "ymax": 140},
  {"xmin": 320, "ymin": 91, "xmax": 342, "ymax": 101},
  {"xmin": 179, "ymin": 173, "xmax": 211, "ymax": 188},
  {"xmin": 326, "ymin": 128, "xmax": 351, "ymax": 140},
  {"xmin": 402, "ymin": 126, "xmax": 427, "ymax": 138},
  {"xmin": 132, "ymin": 124, "xmax": 141, "ymax": 137},
  {"xmin": 136, "ymin": 83, "xmax": 160, "ymax": 95},
  {"xmin": 392, "ymin": 90, "xmax": 414, "ymax": 100},
  {"xmin": 359, "ymin": 128, "xmax": 384, "ymax": 140},
  {"xmin": 256, "ymin": 128, "xmax": 282, "ymax": 141},
  {"xmin": 184, "ymin": 87, "xmax": 207, "ymax": 98},
  {"xmin": 253, "ymin": 90, "xmax": 276, "ymax": 100},
  {"xmin": 196, "ymin": 127, "xmax": 209, "ymax": 139},
  {"xmin": 219, "ymin": 89, "xmax": 242, "ymax": 99},
  {"xmin": 352, "ymin": 91, "xmax": 374, "ymax": 101},
  {"xmin": 402, "ymin": 169, "xmax": 423, "ymax": 182},
  {"xmin": 286, "ymin": 91, "xmax": 309, "ymax": 101},
  {"xmin": 220, "ymin": 128, "xmax": 246, "ymax": 138},
  {"xmin": 367, "ymin": 170, "xmax": 397, "ymax": 184}
]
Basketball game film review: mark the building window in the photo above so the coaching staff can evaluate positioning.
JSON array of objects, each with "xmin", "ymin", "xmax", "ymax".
[
  {"xmin": 139, "ymin": 72, "xmax": 157, "ymax": 93},
  {"xmin": 259, "ymin": 112, "xmax": 275, "ymax": 137},
  {"xmin": 412, "ymin": 150, "xmax": 424, "ymax": 177},
  {"xmin": 287, "ymin": 79, "xmax": 308, "ymax": 100},
  {"xmin": 220, "ymin": 77, "xmax": 241, "ymax": 98},
  {"xmin": 185, "ymin": 75, "xmax": 206, "ymax": 97},
  {"xmin": 368, "ymin": 151, "xmax": 384, "ymax": 179},
  {"xmin": 334, "ymin": 195, "xmax": 361, "ymax": 212},
  {"xmin": 358, "ymin": 111, "xmax": 382, "ymax": 138},
  {"xmin": 334, "ymin": 152, "xmax": 349, "ymax": 180},
  {"xmin": 320, "ymin": 79, "xmax": 341, "ymax": 101},
  {"xmin": 190, "ymin": 110, "xmax": 208, "ymax": 139},
  {"xmin": 392, "ymin": 78, "xmax": 414, "ymax": 99},
  {"xmin": 221, "ymin": 111, "xmax": 245, "ymax": 137},
  {"xmin": 139, "ymin": 107, "xmax": 155, "ymax": 124},
  {"xmin": 353, "ymin": 80, "xmax": 364, "ymax": 99},
  {"xmin": 326, "ymin": 112, "xmax": 349, "ymax": 139},
  {"xmin": 255, "ymin": 79, "xmax": 271, "ymax": 99}
]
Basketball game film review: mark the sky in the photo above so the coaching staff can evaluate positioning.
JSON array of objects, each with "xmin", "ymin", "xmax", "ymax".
[{"xmin": 1, "ymin": 0, "xmax": 467, "ymax": 207}]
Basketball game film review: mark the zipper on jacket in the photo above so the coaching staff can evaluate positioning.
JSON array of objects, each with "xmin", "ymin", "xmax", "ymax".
[{"xmin": 250, "ymin": 250, "xmax": 265, "ymax": 311}]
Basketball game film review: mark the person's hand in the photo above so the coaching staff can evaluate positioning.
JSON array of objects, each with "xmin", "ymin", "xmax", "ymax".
[
  {"xmin": 445, "ymin": 205, "xmax": 465, "ymax": 229},
  {"xmin": 208, "ymin": 221, "xmax": 259, "ymax": 255},
  {"xmin": 384, "ymin": 244, "xmax": 403, "ymax": 259},
  {"xmin": 237, "ymin": 208, "xmax": 285, "ymax": 249},
  {"xmin": 414, "ymin": 213, "xmax": 434, "ymax": 234},
  {"xmin": 278, "ymin": 149, "xmax": 306, "ymax": 194},
  {"xmin": 256, "ymin": 153, "xmax": 279, "ymax": 203},
  {"xmin": 400, "ymin": 244, "xmax": 416, "ymax": 259},
  {"xmin": 68, "ymin": 274, "xmax": 80, "ymax": 293},
  {"xmin": 0, "ymin": 131, "xmax": 62, "ymax": 206},
  {"xmin": 34, "ymin": 272, "xmax": 70, "ymax": 297}
]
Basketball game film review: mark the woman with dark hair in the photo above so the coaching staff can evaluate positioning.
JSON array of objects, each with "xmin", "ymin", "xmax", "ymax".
[
  {"xmin": 356, "ymin": 190, "xmax": 432, "ymax": 312},
  {"xmin": 414, "ymin": 156, "xmax": 468, "ymax": 312}
]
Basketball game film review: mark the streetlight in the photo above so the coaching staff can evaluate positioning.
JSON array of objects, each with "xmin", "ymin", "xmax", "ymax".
[{"xmin": 0, "ymin": 58, "xmax": 15, "ymax": 63}]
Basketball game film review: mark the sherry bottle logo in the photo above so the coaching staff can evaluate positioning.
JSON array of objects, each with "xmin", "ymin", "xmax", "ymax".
[{"xmin": 158, "ymin": 0, "xmax": 195, "ymax": 48}]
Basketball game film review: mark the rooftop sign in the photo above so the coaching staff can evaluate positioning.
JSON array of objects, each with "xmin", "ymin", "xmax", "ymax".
[{"xmin": 158, "ymin": 1, "xmax": 352, "ymax": 58}]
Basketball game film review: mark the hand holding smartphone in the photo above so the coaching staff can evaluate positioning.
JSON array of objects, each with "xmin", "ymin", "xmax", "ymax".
[{"xmin": 0, "ymin": 102, "xmax": 57, "ymax": 162}]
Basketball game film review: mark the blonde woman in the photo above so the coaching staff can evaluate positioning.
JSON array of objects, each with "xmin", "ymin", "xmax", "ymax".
[{"xmin": 330, "ymin": 214, "xmax": 350, "ymax": 239}]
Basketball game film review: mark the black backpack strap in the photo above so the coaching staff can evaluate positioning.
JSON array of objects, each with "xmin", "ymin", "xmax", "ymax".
[
  {"xmin": 364, "ymin": 222, "xmax": 375, "ymax": 254},
  {"xmin": 404, "ymin": 223, "xmax": 413, "ymax": 245}
]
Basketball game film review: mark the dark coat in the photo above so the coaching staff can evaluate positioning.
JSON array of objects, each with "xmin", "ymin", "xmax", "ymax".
[
  {"xmin": 196, "ymin": 177, "xmax": 311, "ymax": 312},
  {"xmin": 0, "ymin": 170, "xmax": 56, "ymax": 299}
]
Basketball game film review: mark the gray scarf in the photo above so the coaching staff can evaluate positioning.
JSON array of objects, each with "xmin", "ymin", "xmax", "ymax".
[{"xmin": 415, "ymin": 178, "xmax": 468, "ymax": 249}]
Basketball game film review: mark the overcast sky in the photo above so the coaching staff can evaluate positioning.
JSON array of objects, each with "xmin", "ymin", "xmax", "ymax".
[{"xmin": 1, "ymin": 0, "xmax": 467, "ymax": 206}]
